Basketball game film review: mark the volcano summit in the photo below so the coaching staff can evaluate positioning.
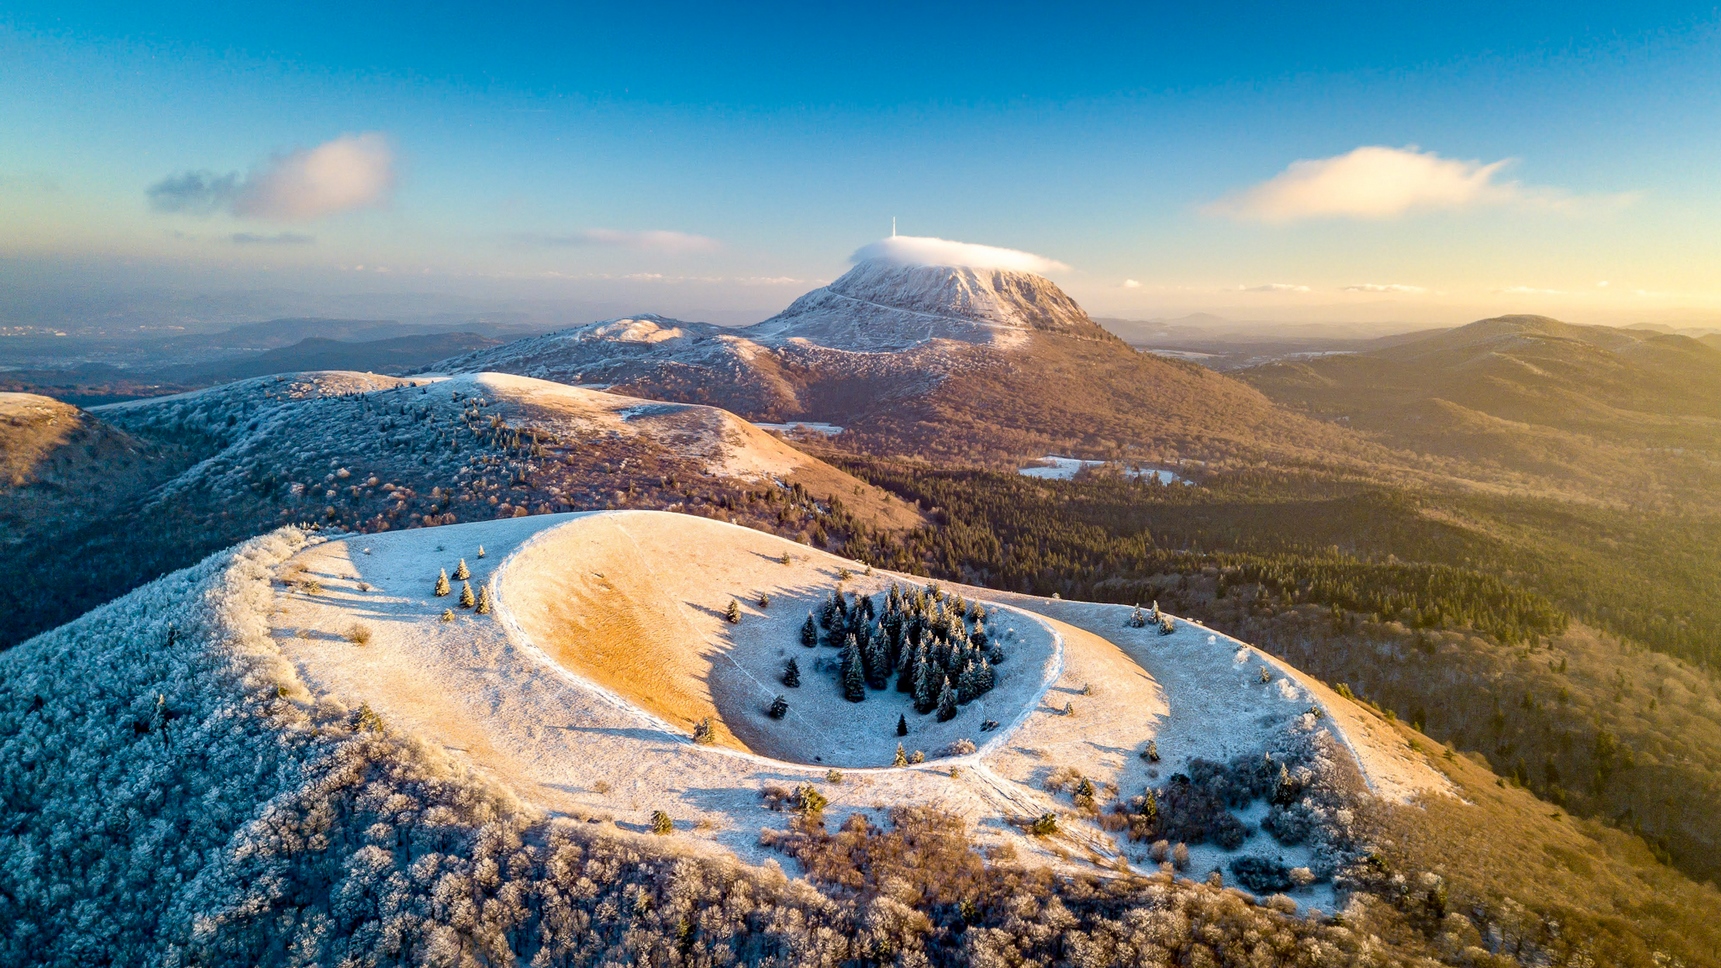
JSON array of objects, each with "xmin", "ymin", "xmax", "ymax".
[{"xmin": 436, "ymin": 239, "xmax": 1335, "ymax": 465}]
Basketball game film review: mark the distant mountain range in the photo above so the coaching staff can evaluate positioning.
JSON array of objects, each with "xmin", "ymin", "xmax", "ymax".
[{"xmin": 1239, "ymin": 314, "xmax": 1721, "ymax": 503}]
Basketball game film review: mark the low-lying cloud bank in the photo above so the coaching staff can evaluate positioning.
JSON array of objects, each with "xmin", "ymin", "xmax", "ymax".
[
  {"xmin": 511, "ymin": 229, "xmax": 720, "ymax": 254},
  {"xmin": 148, "ymin": 133, "xmax": 395, "ymax": 222},
  {"xmin": 851, "ymin": 235, "xmax": 1068, "ymax": 274}
]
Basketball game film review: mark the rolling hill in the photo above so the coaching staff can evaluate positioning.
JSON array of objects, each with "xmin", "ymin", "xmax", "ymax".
[
  {"xmin": 0, "ymin": 372, "xmax": 921, "ymax": 648},
  {"xmin": 1238, "ymin": 314, "xmax": 1721, "ymax": 504}
]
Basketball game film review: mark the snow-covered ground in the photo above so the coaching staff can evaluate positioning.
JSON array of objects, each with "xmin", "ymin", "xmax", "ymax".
[
  {"xmin": 752, "ymin": 421, "xmax": 845, "ymax": 436},
  {"xmin": 268, "ymin": 510, "xmax": 1450, "ymax": 906},
  {"xmin": 1019, "ymin": 456, "xmax": 1188, "ymax": 484}
]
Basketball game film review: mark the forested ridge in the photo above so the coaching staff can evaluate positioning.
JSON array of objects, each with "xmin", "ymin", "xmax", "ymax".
[{"xmin": 832, "ymin": 461, "xmax": 1718, "ymax": 672}]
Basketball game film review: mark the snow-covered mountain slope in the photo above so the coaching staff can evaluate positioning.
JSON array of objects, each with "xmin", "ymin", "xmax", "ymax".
[
  {"xmin": 259, "ymin": 510, "xmax": 1448, "ymax": 893},
  {"xmin": 0, "ymin": 371, "xmax": 921, "ymax": 649},
  {"xmin": 431, "ymin": 262, "xmax": 1353, "ymax": 466},
  {"xmin": 432, "ymin": 315, "xmax": 808, "ymax": 415},
  {"xmin": 749, "ymin": 259, "xmax": 1109, "ymax": 350},
  {"xmin": 92, "ymin": 369, "xmax": 917, "ymax": 532}
]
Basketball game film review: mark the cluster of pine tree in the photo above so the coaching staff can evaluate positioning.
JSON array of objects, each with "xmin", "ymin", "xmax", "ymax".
[{"xmin": 808, "ymin": 582, "xmax": 1000, "ymax": 722}]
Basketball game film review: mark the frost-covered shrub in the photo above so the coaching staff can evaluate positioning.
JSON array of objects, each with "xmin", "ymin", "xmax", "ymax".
[{"xmin": 1231, "ymin": 855, "xmax": 1296, "ymax": 893}]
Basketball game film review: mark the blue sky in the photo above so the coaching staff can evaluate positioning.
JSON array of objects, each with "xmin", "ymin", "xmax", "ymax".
[{"xmin": 3, "ymin": 2, "xmax": 1719, "ymax": 326}]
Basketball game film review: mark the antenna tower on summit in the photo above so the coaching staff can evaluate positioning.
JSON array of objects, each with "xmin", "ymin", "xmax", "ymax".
[{"xmin": 891, "ymin": 217, "xmax": 896, "ymax": 237}]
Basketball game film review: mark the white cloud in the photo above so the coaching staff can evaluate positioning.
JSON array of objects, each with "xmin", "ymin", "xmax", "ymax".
[
  {"xmin": 850, "ymin": 235, "xmax": 1068, "ymax": 274},
  {"xmin": 1121, "ymin": 279, "xmax": 1142, "ymax": 289},
  {"xmin": 1342, "ymin": 283, "xmax": 1427, "ymax": 293},
  {"xmin": 1205, "ymin": 145, "xmax": 1615, "ymax": 222},
  {"xmin": 513, "ymin": 229, "xmax": 720, "ymax": 253},
  {"xmin": 234, "ymin": 133, "xmax": 395, "ymax": 220},
  {"xmin": 148, "ymin": 133, "xmax": 395, "ymax": 221},
  {"xmin": 1229, "ymin": 283, "xmax": 1310, "ymax": 293}
]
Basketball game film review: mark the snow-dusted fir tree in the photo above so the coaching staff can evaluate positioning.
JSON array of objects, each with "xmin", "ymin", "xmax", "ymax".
[
  {"xmin": 458, "ymin": 581, "xmax": 476, "ymax": 609},
  {"xmin": 801, "ymin": 612, "xmax": 818, "ymax": 647},
  {"xmin": 434, "ymin": 569, "xmax": 451, "ymax": 597},
  {"xmin": 864, "ymin": 630, "xmax": 890, "ymax": 689},
  {"xmin": 901, "ymin": 644, "xmax": 929, "ymax": 688},
  {"xmin": 841, "ymin": 638, "xmax": 866, "ymax": 703},
  {"xmin": 936, "ymin": 677, "xmax": 958, "ymax": 722},
  {"xmin": 913, "ymin": 660, "xmax": 938, "ymax": 714},
  {"xmin": 453, "ymin": 559, "xmax": 470, "ymax": 581},
  {"xmin": 783, "ymin": 658, "xmax": 801, "ymax": 687}
]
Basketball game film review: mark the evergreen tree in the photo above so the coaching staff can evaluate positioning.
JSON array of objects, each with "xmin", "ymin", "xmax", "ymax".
[
  {"xmin": 897, "ymin": 644, "xmax": 921, "ymax": 693},
  {"xmin": 969, "ymin": 621, "xmax": 987, "ymax": 650},
  {"xmin": 475, "ymin": 585, "xmax": 492, "ymax": 615},
  {"xmin": 936, "ymin": 677, "xmax": 958, "ymax": 722},
  {"xmin": 893, "ymin": 742, "xmax": 909, "ymax": 767},
  {"xmin": 725, "ymin": 599, "xmax": 742, "ymax": 624},
  {"xmin": 453, "ymin": 559, "xmax": 470, "ymax": 581},
  {"xmin": 913, "ymin": 661, "xmax": 938, "ymax": 714},
  {"xmin": 956, "ymin": 661, "xmax": 977, "ymax": 704},
  {"xmin": 769, "ymin": 695, "xmax": 789, "ymax": 720},
  {"xmin": 841, "ymin": 639, "xmax": 866, "ymax": 703},
  {"xmin": 819, "ymin": 593, "xmax": 838, "ymax": 630},
  {"xmin": 975, "ymin": 657, "xmax": 995, "ymax": 696},
  {"xmin": 1129, "ymin": 603, "xmax": 1148, "ymax": 628},
  {"xmin": 865, "ymin": 630, "xmax": 890, "ymax": 689},
  {"xmin": 434, "ymin": 569, "xmax": 451, "ymax": 597},
  {"xmin": 782, "ymin": 658, "xmax": 800, "ymax": 688},
  {"xmin": 897, "ymin": 713, "xmax": 908, "ymax": 737},
  {"xmin": 458, "ymin": 581, "xmax": 476, "ymax": 609},
  {"xmin": 476, "ymin": 545, "xmax": 485, "ymax": 558},
  {"xmin": 800, "ymin": 613, "xmax": 818, "ymax": 647}
]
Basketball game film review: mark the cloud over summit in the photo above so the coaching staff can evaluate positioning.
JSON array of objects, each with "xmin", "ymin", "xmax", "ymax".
[
  {"xmin": 147, "ymin": 133, "xmax": 395, "ymax": 221},
  {"xmin": 851, "ymin": 235, "xmax": 1068, "ymax": 274}
]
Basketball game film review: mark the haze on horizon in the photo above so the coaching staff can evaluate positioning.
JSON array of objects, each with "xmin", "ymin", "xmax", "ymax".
[{"xmin": 3, "ymin": 1, "xmax": 1720, "ymax": 331}]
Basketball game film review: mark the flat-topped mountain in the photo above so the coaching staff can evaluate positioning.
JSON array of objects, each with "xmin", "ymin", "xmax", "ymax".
[
  {"xmin": 435, "ymin": 247, "xmax": 1352, "ymax": 467},
  {"xmin": 749, "ymin": 259, "xmax": 1111, "ymax": 350}
]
